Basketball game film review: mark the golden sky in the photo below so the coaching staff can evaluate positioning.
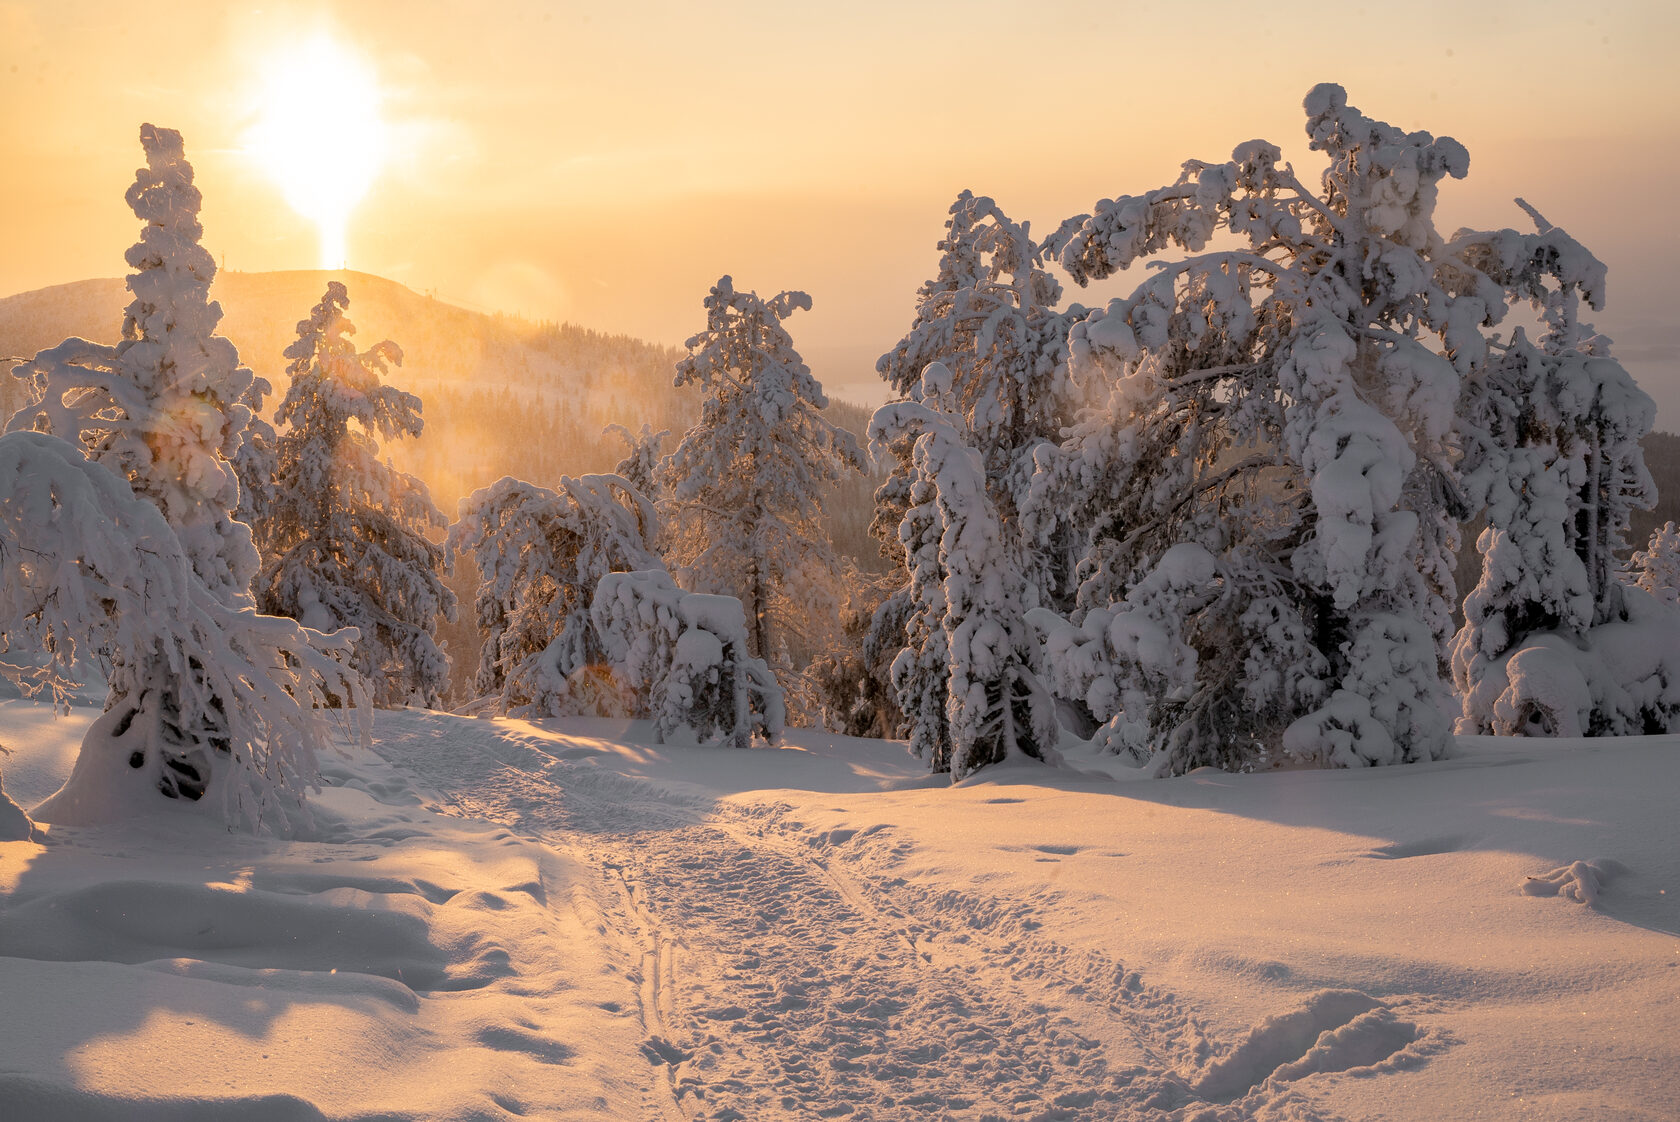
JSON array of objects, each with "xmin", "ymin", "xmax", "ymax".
[{"xmin": 2, "ymin": 0, "xmax": 1677, "ymax": 411}]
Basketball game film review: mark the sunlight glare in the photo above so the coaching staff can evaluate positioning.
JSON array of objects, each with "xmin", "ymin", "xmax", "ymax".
[{"xmin": 244, "ymin": 34, "xmax": 388, "ymax": 270}]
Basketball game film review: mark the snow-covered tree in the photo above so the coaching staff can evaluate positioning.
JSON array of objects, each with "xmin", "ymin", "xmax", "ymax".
[
  {"xmin": 606, "ymin": 423, "xmax": 670, "ymax": 505},
  {"xmin": 449, "ymin": 473, "xmax": 662, "ymax": 715},
  {"xmin": 661, "ymin": 276, "xmax": 865, "ymax": 671},
  {"xmin": 1448, "ymin": 202, "xmax": 1673, "ymax": 736},
  {"xmin": 7, "ymin": 124, "xmax": 261, "ymax": 606},
  {"xmin": 590, "ymin": 570, "xmax": 784, "ymax": 748},
  {"xmin": 875, "ymin": 191, "xmax": 1084, "ymax": 612},
  {"xmin": 871, "ymin": 364, "xmax": 1058, "ymax": 779},
  {"xmin": 258, "ymin": 283, "xmax": 454, "ymax": 708},
  {"xmin": 1630, "ymin": 522, "xmax": 1680, "ymax": 608},
  {"xmin": 6, "ymin": 124, "xmax": 274, "ymax": 800},
  {"xmin": 0, "ymin": 430, "xmax": 366, "ymax": 834},
  {"xmin": 1028, "ymin": 85, "xmax": 1505, "ymax": 772}
]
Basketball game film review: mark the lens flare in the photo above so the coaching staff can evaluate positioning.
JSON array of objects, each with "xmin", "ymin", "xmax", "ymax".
[{"xmin": 244, "ymin": 34, "xmax": 388, "ymax": 270}]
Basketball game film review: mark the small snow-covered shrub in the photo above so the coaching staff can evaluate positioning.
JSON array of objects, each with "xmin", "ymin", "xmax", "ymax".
[
  {"xmin": 0, "ymin": 431, "xmax": 366, "ymax": 834},
  {"xmin": 450, "ymin": 473, "xmax": 662, "ymax": 716},
  {"xmin": 590, "ymin": 570, "xmax": 784, "ymax": 748},
  {"xmin": 1630, "ymin": 522, "xmax": 1680, "ymax": 608}
]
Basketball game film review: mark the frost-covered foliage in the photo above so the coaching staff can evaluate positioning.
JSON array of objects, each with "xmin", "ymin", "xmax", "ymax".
[
  {"xmin": 590, "ymin": 570, "xmax": 784, "ymax": 748},
  {"xmin": 0, "ymin": 431, "xmax": 366, "ymax": 834},
  {"xmin": 258, "ymin": 283, "xmax": 455, "ymax": 709},
  {"xmin": 1029, "ymin": 85, "xmax": 1507, "ymax": 772},
  {"xmin": 1449, "ymin": 201, "xmax": 1670, "ymax": 736},
  {"xmin": 1630, "ymin": 522, "xmax": 1680, "ymax": 607},
  {"xmin": 606, "ymin": 423, "xmax": 670, "ymax": 505},
  {"xmin": 233, "ymin": 371, "xmax": 279, "ymax": 540},
  {"xmin": 871, "ymin": 366, "xmax": 1057, "ymax": 779},
  {"xmin": 7, "ymin": 124, "xmax": 261, "ymax": 606},
  {"xmin": 450, "ymin": 473, "xmax": 662, "ymax": 716},
  {"xmin": 662, "ymin": 276, "xmax": 865, "ymax": 671}
]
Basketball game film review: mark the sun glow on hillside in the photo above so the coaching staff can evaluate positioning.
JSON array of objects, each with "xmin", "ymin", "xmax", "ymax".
[{"xmin": 244, "ymin": 34, "xmax": 388, "ymax": 270}]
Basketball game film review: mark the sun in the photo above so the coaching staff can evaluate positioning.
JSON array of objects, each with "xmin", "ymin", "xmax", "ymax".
[{"xmin": 244, "ymin": 34, "xmax": 389, "ymax": 270}]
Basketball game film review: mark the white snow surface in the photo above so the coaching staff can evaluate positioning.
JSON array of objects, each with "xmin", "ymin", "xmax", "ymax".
[{"xmin": 1, "ymin": 696, "xmax": 1675, "ymax": 1121}]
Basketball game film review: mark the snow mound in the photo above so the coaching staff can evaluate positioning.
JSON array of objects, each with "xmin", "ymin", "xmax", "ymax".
[{"xmin": 1521, "ymin": 858, "xmax": 1627, "ymax": 906}]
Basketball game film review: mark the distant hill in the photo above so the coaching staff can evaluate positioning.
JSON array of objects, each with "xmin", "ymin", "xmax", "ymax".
[{"xmin": 0, "ymin": 270, "xmax": 700, "ymax": 512}]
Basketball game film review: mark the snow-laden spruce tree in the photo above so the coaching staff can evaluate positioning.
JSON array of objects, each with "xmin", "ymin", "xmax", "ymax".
[
  {"xmin": 258, "ymin": 283, "xmax": 455, "ymax": 708},
  {"xmin": 1028, "ymin": 85, "xmax": 1503, "ymax": 772},
  {"xmin": 7, "ymin": 124, "xmax": 272, "ymax": 800},
  {"xmin": 1450, "ymin": 204, "xmax": 1673, "ymax": 736},
  {"xmin": 450, "ymin": 473, "xmax": 662, "ymax": 715},
  {"xmin": 870, "ymin": 362, "xmax": 1058, "ymax": 779},
  {"xmin": 590, "ymin": 570, "xmax": 784, "ymax": 748},
  {"xmin": 661, "ymin": 276, "xmax": 865, "ymax": 671},
  {"xmin": 0, "ymin": 431, "xmax": 366, "ymax": 834}
]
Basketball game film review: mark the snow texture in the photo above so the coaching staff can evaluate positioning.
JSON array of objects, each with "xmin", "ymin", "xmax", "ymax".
[{"xmin": 9, "ymin": 704, "xmax": 1675, "ymax": 1120}]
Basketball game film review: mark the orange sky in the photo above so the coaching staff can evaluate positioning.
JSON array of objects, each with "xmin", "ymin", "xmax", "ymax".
[{"xmin": 2, "ymin": 0, "xmax": 1677, "ymax": 412}]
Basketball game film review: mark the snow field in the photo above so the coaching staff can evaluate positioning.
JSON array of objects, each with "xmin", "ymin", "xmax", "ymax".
[{"xmin": 4, "ymin": 700, "xmax": 1678, "ymax": 1120}]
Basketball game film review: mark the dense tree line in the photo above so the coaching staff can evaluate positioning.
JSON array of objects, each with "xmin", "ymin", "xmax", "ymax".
[{"xmin": 8, "ymin": 87, "xmax": 1680, "ymax": 832}]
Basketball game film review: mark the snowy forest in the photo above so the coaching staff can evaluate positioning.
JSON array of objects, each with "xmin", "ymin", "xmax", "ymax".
[{"xmin": 2, "ymin": 81, "xmax": 1678, "ymax": 1122}]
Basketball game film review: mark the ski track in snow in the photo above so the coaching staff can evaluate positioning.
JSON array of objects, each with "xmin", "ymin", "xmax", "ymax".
[{"xmin": 374, "ymin": 722, "xmax": 1447, "ymax": 1122}]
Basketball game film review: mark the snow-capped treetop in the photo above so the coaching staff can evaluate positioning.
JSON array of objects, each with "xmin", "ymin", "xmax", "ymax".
[
  {"xmin": 0, "ymin": 430, "xmax": 366, "ymax": 834},
  {"xmin": 8, "ymin": 124, "xmax": 260, "ymax": 607}
]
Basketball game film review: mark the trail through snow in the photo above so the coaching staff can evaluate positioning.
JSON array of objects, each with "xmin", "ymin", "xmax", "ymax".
[{"xmin": 373, "ymin": 717, "xmax": 1446, "ymax": 1122}]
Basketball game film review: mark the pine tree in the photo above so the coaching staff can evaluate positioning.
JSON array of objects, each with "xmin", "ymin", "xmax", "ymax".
[
  {"xmin": 661, "ymin": 276, "xmax": 865, "ymax": 673},
  {"xmin": 258, "ymin": 283, "xmax": 455, "ymax": 708},
  {"xmin": 8, "ymin": 124, "xmax": 260, "ymax": 605},
  {"xmin": 1449, "ymin": 202, "xmax": 1671, "ymax": 736},
  {"xmin": 450, "ymin": 472, "xmax": 662, "ymax": 715},
  {"xmin": 6, "ymin": 124, "xmax": 272, "ymax": 801},
  {"xmin": 871, "ymin": 363, "xmax": 1058, "ymax": 779}
]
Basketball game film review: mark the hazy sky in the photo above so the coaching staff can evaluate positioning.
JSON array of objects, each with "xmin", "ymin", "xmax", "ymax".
[{"xmin": 3, "ymin": 0, "xmax": 1677, "ymax": 413}]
